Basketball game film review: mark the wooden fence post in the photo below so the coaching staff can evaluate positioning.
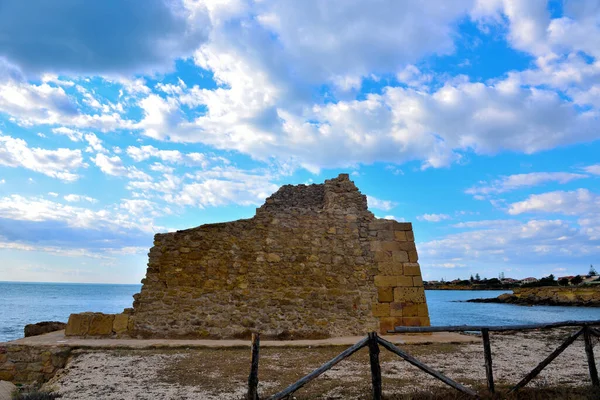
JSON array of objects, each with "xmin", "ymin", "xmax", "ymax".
[
  {"xmin": 248, "ymin": 332, "xmax": 260, "ymax": 400},
  {"xmin": 583, "ymin": 326, "xmax": 599, "ymax": 387},
  {"xmin": 368, "ymin": 332, "xmax": 383, "ymax": 400},
  {"xmin": 481, "ymin": 328, "xmax": 494, "ymax": 393}
]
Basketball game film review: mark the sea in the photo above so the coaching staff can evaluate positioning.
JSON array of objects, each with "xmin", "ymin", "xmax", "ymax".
[{"xmin": 1, "ymin": 282, "xmax": 599, "ymax": 343}]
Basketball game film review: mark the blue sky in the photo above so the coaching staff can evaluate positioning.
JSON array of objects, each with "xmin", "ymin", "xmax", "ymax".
[{"xmin": 0, "ymin": 0, "xmax": 599, "ymax": 283}]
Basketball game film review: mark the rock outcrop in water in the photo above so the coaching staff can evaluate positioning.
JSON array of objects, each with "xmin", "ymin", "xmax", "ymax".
[
  {"xmin": 24, "ymin": 321, "xmax": 66, "ymax": 337},
  {"xmin": 468, "ymin": 287, "xmax": 600, "ymax": 307}
]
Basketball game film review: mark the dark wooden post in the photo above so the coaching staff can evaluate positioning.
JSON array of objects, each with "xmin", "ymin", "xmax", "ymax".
[
  {"xmin": 368, "ymin": 332, "xmax": 383, "ymax": 400},
  {"xmin": 481, "ymin": 328, "xmax": 495, "ymax": 393},
  {"xmin": 248, "ymin": 332, "xmax": 260, "ymax": 400},
  {"xmin": 584, "ymin": 326, "xmax": 599, "ymax": 387}
]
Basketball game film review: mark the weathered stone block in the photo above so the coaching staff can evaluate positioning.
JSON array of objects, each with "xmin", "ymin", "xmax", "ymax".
[
  {"xmin": 392, "ymin": 251, "xmax": 409, "ymax": 262},
  {"xmin": 374, "ymin": 251, "xmax": 392, "ymax": 262},
  {"xmin": 65, "ymin": 313, "xmax": 92, "ymax": 336},
  {"xmin": 402, "ymin": 317, "xmax": 423, "ymax": 326},
  {"xmin": 381, "ymin": 241, "xmax": 402, "ymax": 252},
  {"xmin": 412, "ymin": 276, "xmax": 423, "ymax": 287},
  {"xmin": 394, "ymin": 287, "xmax": 426, "ymax": 303},
  {"xmin": 394, "ymin": 231, "xmax": 407, "ymax": 241},
  {"xmin": 403, "ymin": 263, "xmax": 421, "ymax": 276},
  {"xmin": 372, "ymin": 303, "xmax": 390, "ymax": 317},
  {"xmin": 395, "ymin": 276, "xmax": 412, "ymax": 287},
  {"xmin": 379, "ymin": 317, "xmax": 403, "ymax": 334},
  {"xmin": 392, "ymin": 222, "xmax": 412, "ymax": 231},
  {"xmin": 389, "ymin": 302, "xmax": 403, "ymax": 317},
  {"xmin": 88, "ymin": 314, "xmax": 115, "ymax": 336},
  {"xmin": 112, "ymin": 314, "xmax": 130, "ymax": 334},
  {"xmin": 377, "ymin": 262, "xmax": 402, "ymax": 275},
  {"xmin": 402, "ymin": 304, "xmax": 419, "ymax": 317},
  {"xmin": 408, "ymin": 250, "xmax": 419, "ymax": 262},
  {"xmin": 374, "ymin": 275, "xmax": 397, "ymax": 287},
  {"xmin": 377, "ymin": 287, "xmax": 394, "ymax": 303},
  {"xmin": 418, "ymin": 304, "xmax": 429, "ymax": 317}
]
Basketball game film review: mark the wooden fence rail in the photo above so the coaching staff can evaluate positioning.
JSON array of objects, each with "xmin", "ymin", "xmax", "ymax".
[{"xmin": 246, "ymin": 320, "xmax": 600, "ymax": 399}]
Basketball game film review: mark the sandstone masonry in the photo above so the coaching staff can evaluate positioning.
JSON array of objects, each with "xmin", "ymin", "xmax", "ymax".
[{"xmin": 65, "ymin": 174, "xmax": 429, "ymax": 338}]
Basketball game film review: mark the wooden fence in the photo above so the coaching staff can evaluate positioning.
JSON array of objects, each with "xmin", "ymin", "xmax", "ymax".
[{"xmin": 246, "ymin": 320, "xmax": 600, "ymax": 399}]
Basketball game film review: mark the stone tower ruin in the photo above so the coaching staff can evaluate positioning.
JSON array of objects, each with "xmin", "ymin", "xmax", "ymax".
[{"xmin": 65, "ymin": 174, "xmax": 430, "ymax": 339}]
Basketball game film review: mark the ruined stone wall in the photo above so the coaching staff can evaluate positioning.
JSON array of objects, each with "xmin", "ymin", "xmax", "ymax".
[
  {"xmin": 66, "ymin": 174, "xmax": 429, "ymax": 339},
  {"xmin": 0, "ymin": 344, "xmax": 71, "ymax": 383}
]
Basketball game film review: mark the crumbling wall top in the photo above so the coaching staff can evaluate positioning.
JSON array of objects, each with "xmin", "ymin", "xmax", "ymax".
[{"xmin": 257, "ymin": 173, "xmax": 369, "ymax": 215}]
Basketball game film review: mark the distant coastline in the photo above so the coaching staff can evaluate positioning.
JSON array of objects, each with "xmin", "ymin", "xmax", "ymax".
[
  {"xmin": 467, "ymin": 286, "xmax": 600, "ymax": 307},
  {"xmin": 426, "ymin": 286, "xmax": 512, "ymax": 291}
]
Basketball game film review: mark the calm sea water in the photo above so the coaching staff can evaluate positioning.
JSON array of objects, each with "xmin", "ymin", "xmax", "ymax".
[
  {"xmin": 0, "ymin": 282, "xmax": 141, "ymax": 343},
  {"xmin": 1, "ymin": 283, "xmax": 598, "ymax": 342}
]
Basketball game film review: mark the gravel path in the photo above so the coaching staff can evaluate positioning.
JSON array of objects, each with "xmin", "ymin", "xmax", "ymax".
[{"xmin": 44, "ymin": 330, "xmax": 599, "ymax": 399}]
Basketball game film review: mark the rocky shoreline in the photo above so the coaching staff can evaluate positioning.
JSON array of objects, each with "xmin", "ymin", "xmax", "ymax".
[{"xmin": 467, "ymin": 287, "xmax": 600, "ymax": 307}]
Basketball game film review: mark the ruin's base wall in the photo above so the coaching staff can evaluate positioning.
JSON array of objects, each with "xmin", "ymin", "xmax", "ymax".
[{"xmin": 131, "ymin": 211, "xmax": 381, "ymax": 339}]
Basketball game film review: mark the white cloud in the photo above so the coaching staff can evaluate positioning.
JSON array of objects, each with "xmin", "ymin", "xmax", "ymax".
[
  {"xmin": 0, "ymin": 239, "xmax": 112, "ymax": 260},
  {"xmin": 84, "ymin": 133, "xmax": 106, "ymax": 153},
  {"xmin": 126, "ymin": 145, "xmax": 212, "ymax": 168},
  {"xmin": 583, "ymin": 164, "xmax": 600, "ymax": 175},
  {"xmin": 420, "ymin": 218, "xmax": 599, "ymax": 269},
  {"xmin": 417, "ymin": 213, "xmax": 451, "ymax": 222},
  {"xmin": 507, "ymin": 189, "xmax": 600, "ymax": 216},
  {"xmin": 0, "ymin": 133, "xmax": 84, "ymax": 181},
  {"xmin": 64, "ymin": 194, "xmax": 97, "ymax": 203},
  {"xmin": 91, "ymin": 153, "xmax": 151, "ymax": 181},
  {"xmin": 367, "ymin": 195, "xmax": 397, "ymax": 211},
  {"xmin": 466, "ymin": 172, "xmax": 588, "ymax": 197},
  {"xmin": 0, "ymin": 195, "xmax": 156, "ymax": 234},
  {"xmin": 0, "ymin": 0, "xmax": 210, "ymax": 76},
  {"xmin": 138, "ymin": 73, "xmax": 599, "ymax": 173},
  {"xmin": 154, "ymin": 167, "xmax": 280, "ymax": 208},
  {"xmin": 0, "ymin": 179, "xmax": 5, "ymax": 184}
]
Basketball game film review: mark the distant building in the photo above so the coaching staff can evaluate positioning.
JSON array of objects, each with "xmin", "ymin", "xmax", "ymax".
[
  {"xmin": 520, "ymin": 277, "xmax": 538, "ymax": 284},
  {"xmin": 557, "ymin": 276, "xmax": 575, "ymax": 281}
]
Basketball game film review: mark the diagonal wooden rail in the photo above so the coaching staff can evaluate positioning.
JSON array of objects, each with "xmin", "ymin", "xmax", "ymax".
[
  {"xmin": 266, "ymin": 336, "xmax": 369, "ymax": 400},
  {"xmin": 392, "ymin": 319, "xmax": 600, "ymax": 394},
  {"xmin": 377, "ymin": 335, "xmax": 478, "ymax": 397},
  {"xmin": 246, "ymin": 319, "xmax": 600, "ymax": 399}
]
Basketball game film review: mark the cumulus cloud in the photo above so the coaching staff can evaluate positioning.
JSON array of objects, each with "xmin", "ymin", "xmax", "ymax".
[
  {"xmin": 0, "ymin": 195, "xmax": 158, "ymax": 253},
  {"xmin": 420, "ymin": 218, "xmax": 599, "ymax": 269},
  {"xmin": 126, "ymin": 145, "xmax": 209, "ymax": 167},
  {"xmin": 418, "ymin": 213, "xmax": 451, "ymax": 222},
  {"xmin": 507, "ymin": 189, "xmax": 600, "ymax": 216},
  {"xmin": 367, "ymin": 196, "xmax": 397, "ymax": 211},
  {"xmin": 136, "ymin": 73, "xmax": 600, "ymax": 172},
  {"xmin": 91, "ymin": 153, "xmax": 150, "ymax": 181},
  {"xmin": 0, "ymin": 0, "xmax": 210, "ymax": 76},
  {"xmin": 583, "ymin": 164, "xmax": 600, "ymax": 175},
  {"xmin": 0, "ymin": 133, "xmax": 84, "ymax": 181},
  {"xmin": 64, "ymin": 194, "xmax": 97, "ymax": 203},
  {"xmin": 466, "ymin": 172, "xmax": 589, "ymax": 197},
  {"xmin": 163, "ymin": 168, "xmax": 279, "ymax": 208}
]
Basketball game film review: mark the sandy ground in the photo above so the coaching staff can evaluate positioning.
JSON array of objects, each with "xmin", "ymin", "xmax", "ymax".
[{"xmin": 43, "ymin": 329, "xmax": 599, "ymax": 399}]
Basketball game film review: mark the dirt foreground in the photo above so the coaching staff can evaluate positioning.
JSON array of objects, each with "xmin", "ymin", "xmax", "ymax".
[{"xmin": 42, "ymin": 329, "xmax": 599, "ymax": 399}]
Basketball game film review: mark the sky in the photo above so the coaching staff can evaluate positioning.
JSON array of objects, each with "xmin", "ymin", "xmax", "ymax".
[{"xmin": 0, "ymin": 0, "xmax": 599, "ymax": 284}]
